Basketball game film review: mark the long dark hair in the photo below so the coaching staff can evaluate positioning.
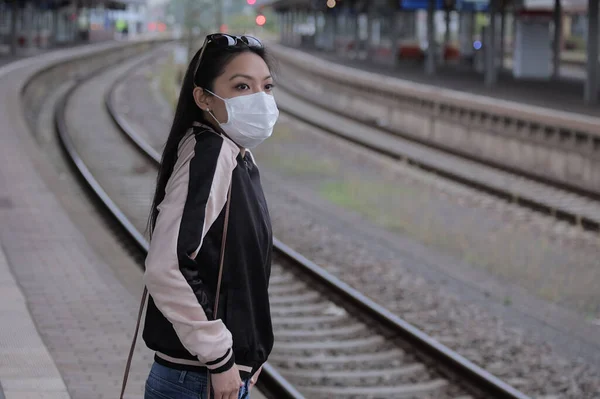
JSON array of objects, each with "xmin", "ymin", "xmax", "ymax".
[{"xmin": 147, "ymin": 41, "xmax": 271, "ymax": 238}]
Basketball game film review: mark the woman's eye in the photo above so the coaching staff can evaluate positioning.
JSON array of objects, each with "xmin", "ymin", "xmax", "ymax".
[
  {"xmin": 265, "ymin": 83, "xmax": 275, "ymax": 91},
  {"xmin": 235, "ymin": 83, "xmax": 249, "ymax": 90}
]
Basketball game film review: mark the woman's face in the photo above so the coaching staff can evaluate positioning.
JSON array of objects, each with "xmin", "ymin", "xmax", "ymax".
[{"xmin": 194, "ymin": 52, "xmax": 274, "ymax": 125}]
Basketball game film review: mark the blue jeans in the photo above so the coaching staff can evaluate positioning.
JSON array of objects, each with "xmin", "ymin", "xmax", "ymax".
[{"xmin": 145, "ymin": 362, "xmax": 251, "ymax": 399}]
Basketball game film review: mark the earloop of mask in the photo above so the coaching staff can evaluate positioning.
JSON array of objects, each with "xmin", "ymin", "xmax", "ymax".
[
  {"xmin": 207, "ymin": 109, "xmax": 220, "ymax": 125},
  {"xmin": 204, "ymin": 89, "xmax": 225, "ymax": 101},
  {"xmin": 203, "ymin": 89, "xmax": 225, "ymax": 125}
]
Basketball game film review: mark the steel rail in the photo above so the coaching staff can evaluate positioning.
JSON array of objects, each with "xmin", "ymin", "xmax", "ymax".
[{"xmin": 274, "ymin": 84, "xmax": 600, "ymax": 232}]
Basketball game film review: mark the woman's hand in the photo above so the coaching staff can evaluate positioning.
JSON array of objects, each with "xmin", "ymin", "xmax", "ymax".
[
  {"xmin": 250, "ymin": 366, "xmax": 263, "ymax": 389},
  {"xmin": 210, "ymin": 365, "xmax": 243, "ymax": 399}
]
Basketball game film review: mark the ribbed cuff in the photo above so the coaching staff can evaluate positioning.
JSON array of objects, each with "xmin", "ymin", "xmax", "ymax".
[{"xmin": 206, "ymin": 348, "xmax": 235, "ymax": 374}]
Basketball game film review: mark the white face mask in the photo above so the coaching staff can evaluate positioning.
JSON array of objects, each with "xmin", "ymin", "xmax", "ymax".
[{"xmin": 205, "ymin": 90, "xmax": 279, "ymax": 149}]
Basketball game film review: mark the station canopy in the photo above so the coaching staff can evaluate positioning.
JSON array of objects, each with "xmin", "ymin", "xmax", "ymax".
[
  {"xmin": 270, "ymin": 0, "xmax": 479, "ymax": 12},
  {"xmin": 519, "ymin": 0, "xmax": 587, "ymax": 11},
  {"xmin": 270, "ymin": 0, "xmax": 588, "ymax": 12},
  {"xmin": 3, "ymin": 0, "xmax": 142, "ymax": 10}
]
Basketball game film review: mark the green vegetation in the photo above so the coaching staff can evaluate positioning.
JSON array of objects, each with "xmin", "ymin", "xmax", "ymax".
[
  {"xmin": 158, "ymin": 54, "xmax": 180, "ymax": 112},
  {"xmin": 253, "ymin": 120, "xmax": 600, "ymax": 314},
  {"xmin": 319, "ymin": 181, "xmax": 370, "ymax": 212},
  {"xmin": 166, "ymin": 0, "xmax": 216, "ymax": 30}
]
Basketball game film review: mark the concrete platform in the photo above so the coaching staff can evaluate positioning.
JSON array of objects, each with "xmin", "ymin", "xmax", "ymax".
[
  {"xmin": 0, "ymin": 47, "xmax": 153, "ymax": 399},
  {"xmin": 291, "ymin": 46, "xmax": 600, "ymax": 118},
  {"xmin": 0, "ymin": 241, "xmax": 70, "ymax": 399},
  {"xmin": 0, "ymin": 46, "xmax": 267, "ymax": 399}
]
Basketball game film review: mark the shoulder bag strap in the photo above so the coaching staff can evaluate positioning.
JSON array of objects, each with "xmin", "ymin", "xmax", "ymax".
[
  {"xmin": 213, "ymin": 180, "xmax": 233, "ymax": 319},
  {"xmin": 120, "ymin": 181, "xmax": 233, "ymax": 399},
  {"xmin": 119, "ymin": 285, "xmax": 147, "ymax": 399},
  {"xmin": 207, "ymin": 180, "xmax": 233, "ymax": 398}
]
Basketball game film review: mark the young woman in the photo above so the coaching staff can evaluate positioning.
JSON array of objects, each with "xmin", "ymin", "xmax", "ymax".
[{"xmin": 142, "ymin": 34, "xmax": 278, "ymax": 399}]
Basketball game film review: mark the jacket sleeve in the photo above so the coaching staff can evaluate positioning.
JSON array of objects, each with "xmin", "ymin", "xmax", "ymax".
[{"xmin": 143, "ymin": 132, "xmax": 239, "ymax": 373}]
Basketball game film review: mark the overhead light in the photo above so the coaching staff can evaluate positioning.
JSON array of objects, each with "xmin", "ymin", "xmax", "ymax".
[
  {"xmin": 327, "ymin": 0, "xmax": 336, "ymax": 8},
  {"xmin": 256, "ymin": 15, "xmax": 267, "ymax": 26}
]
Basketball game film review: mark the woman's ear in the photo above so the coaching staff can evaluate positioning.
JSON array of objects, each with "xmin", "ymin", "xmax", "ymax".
[{"xmin": 193, "ymin": 87, "xmax": 211, "ymax": 111}]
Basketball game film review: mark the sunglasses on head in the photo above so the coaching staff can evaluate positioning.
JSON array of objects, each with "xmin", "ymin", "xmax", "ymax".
[{"xmin": 192, "ymin": 33, "xmax": 263, "ymax": 87}]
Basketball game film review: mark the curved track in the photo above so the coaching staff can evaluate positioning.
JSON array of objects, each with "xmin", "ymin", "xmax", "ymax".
[
  {"xmin": 272, "ymin": 76, "xmax": 600, "ymax": 233},
  {"xmin": 54, "ymin": 48, "xmax": 530, "ymax": 399}
]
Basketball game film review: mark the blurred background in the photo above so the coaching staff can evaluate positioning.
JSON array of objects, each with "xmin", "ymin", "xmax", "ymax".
[{"xmin": 1, "ymin": 0, "xmax": 600, "ymax": 398}]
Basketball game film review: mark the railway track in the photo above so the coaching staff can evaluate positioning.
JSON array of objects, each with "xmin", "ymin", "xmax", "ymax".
[
  {"xmin": 271, "ymin": 67, "xmax": 600, "ymax": 233},
  {"xmin": 53, "ymin": 48, "xmax": 531, "ymax": 399}
]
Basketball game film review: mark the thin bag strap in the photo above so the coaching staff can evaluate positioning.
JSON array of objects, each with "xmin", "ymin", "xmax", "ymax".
[
  {"xmin": 207, "ymin": 181, "xmax": 233, "ymax": 398},
  {"xmin": 120, "ymin": 181, "xmax": 233, "ymax": 399},
  {"xmin": 213, "ymin": 182, "xmax": 233, "ymax": 319},
  {"xmin": 119, "ymin": 285, "xmax": 147, "ymax": 399}
]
